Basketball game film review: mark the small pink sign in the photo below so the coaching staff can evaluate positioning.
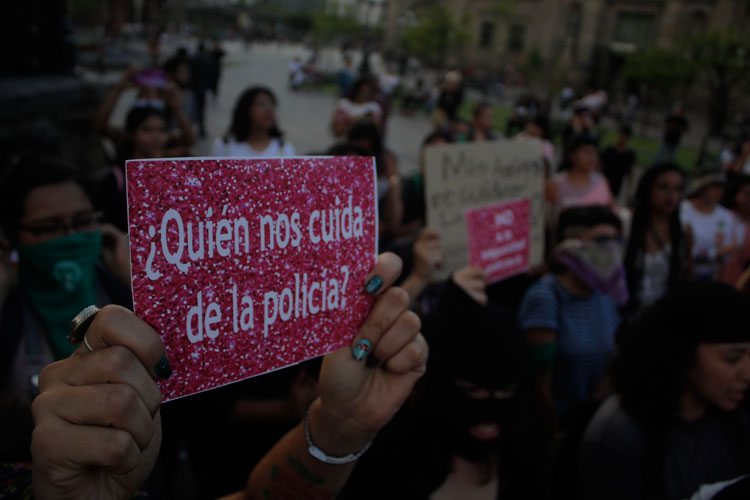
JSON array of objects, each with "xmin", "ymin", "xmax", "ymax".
[
  {"xmin": 126, "ymin": 157, "xmax": 378, "ymax": 401},
  {"xmin": 465, "ymin": 198, "xmax": 531, "ymax": 283}
]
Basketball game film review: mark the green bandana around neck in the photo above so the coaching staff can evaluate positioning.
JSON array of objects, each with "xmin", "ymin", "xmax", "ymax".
[{"xmin": 18, "ymin": 231, "xmax": 102, "ymax": 360}]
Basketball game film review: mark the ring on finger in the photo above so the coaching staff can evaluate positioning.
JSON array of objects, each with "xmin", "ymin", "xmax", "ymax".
[{"xmin": 68, "ymin": 305, "xmax": 101, "ymax": 348}]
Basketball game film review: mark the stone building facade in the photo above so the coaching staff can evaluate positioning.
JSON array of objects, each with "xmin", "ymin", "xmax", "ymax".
[{"xmin": 384, "ymin": 0, "xmax": 750, "ymax": 87}]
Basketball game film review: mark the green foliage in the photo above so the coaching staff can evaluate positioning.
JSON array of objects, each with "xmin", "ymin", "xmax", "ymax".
[
  {"xmin": 681, "ymin": 29, "xmax": 750, "ymax": 89},
  {"xmin": 623, "ymin": 47, "xmax": 697, "ymax": 94},
  {"xmin": 400, "ymin": 5, "xmax": 471, "ymax": 66},
  {"xmin": 311, "ymin": 10, "xmax": 362, "ymax": 43}
]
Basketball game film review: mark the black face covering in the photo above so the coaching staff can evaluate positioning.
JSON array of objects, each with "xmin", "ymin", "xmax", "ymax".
[{"xmin": 443, "ymin": 386, "xmax": 516, "ymax": 462}]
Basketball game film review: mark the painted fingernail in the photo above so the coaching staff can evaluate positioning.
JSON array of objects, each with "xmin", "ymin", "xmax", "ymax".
[
  {"xmin": 364, "ymin": 276, "xmax": 383, "ymax": 294},
  {"xmin": 155, "ymin": 355, "xmax": 172, "ymax": 380},
  {"xmin": 352, "ymin": 339, "xmax": 372, "ymax": 361}
]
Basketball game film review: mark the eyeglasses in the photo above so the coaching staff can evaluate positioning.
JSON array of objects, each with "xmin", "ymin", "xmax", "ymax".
[{"xmin": 20, "ymin": 211, "xmax": 103, "ymax": 239}]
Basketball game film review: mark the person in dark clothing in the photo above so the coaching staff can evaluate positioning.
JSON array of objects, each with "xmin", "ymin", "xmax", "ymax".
[
  {"xmin": 581, "ymin": 282, "xmax": 750, "ymax": 500},
  {"xmin": 0, "ymin": 158, "xmax": 132, "ymax": 463},
  {"xmin": 436, "ymin": 71, "xmax": 464, "ymax": 125},
  {"xmin": 600, "ymin": 124, "xmax": 636, "ymax": 199},
  {"xmin": 208, "ymin": 40, "xmax": 226, "ymax": 98},
  {"xmin": 190, "ymin": 41, "xmax": 213, "ymax": 137},
  {"xmin": 655, "ymin": 105, "xmax": 690, "ymax": 163},
  {"xmin": 339, "ymin": 275, "xmax": 552, "ymax": 500}
]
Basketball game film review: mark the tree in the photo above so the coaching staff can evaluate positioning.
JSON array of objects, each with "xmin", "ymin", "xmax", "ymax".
[
  {"xmin": 399, "ymin": 5, "xmax": 471, "ymax": 67},
  {"xmin": 681, "ymin": 29, "xmax": 750, "ymax": 153},
  {"xmin": 623, "ymin": 47, "xmax": 697, "ymax": 133}
]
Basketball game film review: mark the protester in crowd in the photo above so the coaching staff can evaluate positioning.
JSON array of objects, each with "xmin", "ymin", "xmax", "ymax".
[
  {"xmin": 547, "ymin": 134, "xmax": 613, "ymax": 226},
  {"xmin": 189, "ymin": 41, "xmax": 213, "ymax": 137},
  {"xmin": 400, "ymin": 77, "xmax": 430, "ymax": 116},
  {"xmin": 515, "ymin": 114, "xmax": 556, "ymax": 176},
  {"xmin": 336, "ymin": 54, "xmax": 355, "ymax": 97},
  {"xmin": 27, "ymin": 253, "xmax": 427, "ymax": 500},
  {"xmin": 399, "ymin": 129, "xmax": 454, "ymax": 234},
  {"xmin": 163, "ymin": 48, "xmax": 196, "ymax": 129},
  {"xmin": 519, "ymin": 206, "xmax": 624, "ymax": 422},
  {"xmin": 655, "ymin": 103, "xmax": 689, "ymax": 163},
  {"xmin": 600, "ymin": 124, "xmax": 636, "ymax": 200},
  {"xmin": 720, "ymin": 138, "xmax": 750, "ymax": 175},
  {"xmin": 680, "ymin": 169, "xmax": 736, "ymax": 281},
  {"xmin": 339, "ymin": 270, "xmax": 552, "ymax": 500},
  {"xmin": 0, "ymin": 158, "xmax": 131, "ymax": 463},
  {"xmin": 434, "ymin": 71, "xmax": 464, "ymax": 128},
  {"xmin": 561, "ymin": 106, "xmax": 597, "ymax": 152},
  {"xmin": 212, "ymin": 86, "xmax": 295, "ymax": 157},
  {"xmin": 467, "ymin": 102, "xmax": 497, "ymax": 142},
  {"xmin": 720, "ymin": 175, "xmax": 750, "ymax": 287},
  {"xmin": 330, "ymin": 78, "xmax": 383, "ymax": 138},
  {"xmin": 345, "ymin": 119, "xmax": 402, "ymax": 241},
  {"xmin": 92, "ymin": 65, "xmax": 196, "ymax": 165},
  {"xmin": 399, "ymin": 228, "xmax": 444, "ymax": 311},
  {"xmin": 208, "ymin": 39, "xmax": 226, "ymax": 99},
  {"xmin": 624, "ymin": 163, "xmax": 690, "ymax": 313},
  {"xmin": 581, "ymin": 282, "xmax": 750, "ymax": 500}
]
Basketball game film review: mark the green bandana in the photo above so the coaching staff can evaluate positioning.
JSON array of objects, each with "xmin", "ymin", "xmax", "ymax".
[{"xmin": 18, "ymin": 231, "xmax": 102, "ymax": 360}]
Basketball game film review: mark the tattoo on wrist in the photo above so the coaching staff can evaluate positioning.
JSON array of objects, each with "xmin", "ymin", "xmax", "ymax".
[{"xmin": 263, "ymin": 454, "xmax": 336, "ymax": 500}]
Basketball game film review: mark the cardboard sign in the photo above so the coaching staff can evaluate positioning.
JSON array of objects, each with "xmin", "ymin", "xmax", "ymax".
[
  {"xmin": 424, "ymin": 140, "xmax": 545, "ymax": 280},
  {"xmin": 126, "ymin": 157, "xmax": 378, "ymax": 401},
  {"xmin": 466, "ymin": 198, "xmax": 531, "ymax": 283}
]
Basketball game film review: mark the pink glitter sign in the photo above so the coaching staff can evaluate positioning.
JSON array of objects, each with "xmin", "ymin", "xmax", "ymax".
[
  {"xmin": 126, "ymin": 157, "xmax": 378, "ymax": 401},
  {"xmin": 465, "ymin": 198, "xmax": 531, "ymax": 283}
]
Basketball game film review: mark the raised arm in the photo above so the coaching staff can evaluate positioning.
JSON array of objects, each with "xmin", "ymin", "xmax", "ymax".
[
  {"xmin": 93, "ymin": 66, "xmax": 139, "ymax": 144},
  {"xmin": 244, "ymin": 252, "xmax": 427, "ymax": 499}
]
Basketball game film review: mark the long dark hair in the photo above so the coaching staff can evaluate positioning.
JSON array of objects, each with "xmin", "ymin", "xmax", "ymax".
[
  {"xmin": 228, "ymin": 86, "xmax": 283, "ymax": 143},
  {"xmin": 613, "ymin": 282, "xmax": 750, "ymax": 497},
  {"xmin": 624, "ymin": 162, "xmax": 685, "ymax": 313}
]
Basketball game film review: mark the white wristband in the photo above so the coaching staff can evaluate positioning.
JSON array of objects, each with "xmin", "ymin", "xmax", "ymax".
[{"xmin": 304, "ymin": 403, "xmax": 372, "ymax": 465}]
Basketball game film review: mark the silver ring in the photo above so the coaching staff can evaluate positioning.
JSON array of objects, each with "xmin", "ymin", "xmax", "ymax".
[
  {"xmin": 68, "ymin": 305, "xmax": 101, "ymax": 348},
  {"xmin": 82, "ymin": 334, "xmax": 95, "ymax": 352}
]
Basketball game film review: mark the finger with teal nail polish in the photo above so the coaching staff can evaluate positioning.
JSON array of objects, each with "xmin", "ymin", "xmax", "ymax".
[
  {"xmin": 364, "ymin": 276, "xmax": 383, "ymax": 294},
  {"xmin": 155, "ymin": 355, "xmax": 172, "ymax": 380},
  {"xmin": 352, "ymin": 339, "xmax": 372, "ymax": 361}
]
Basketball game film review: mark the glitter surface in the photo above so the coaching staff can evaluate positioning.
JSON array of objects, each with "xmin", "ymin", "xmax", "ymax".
[
  {"xmin": 465, "ymin": 197, "xmax": 530, "ymax": 283},
  {"xmin": 126, "ymin": 157, "xmax": 378, "ymax": 401}
]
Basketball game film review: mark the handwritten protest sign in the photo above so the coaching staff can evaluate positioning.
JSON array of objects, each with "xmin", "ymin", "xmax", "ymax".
[
  {"xmin": 424, "ymin": 140, "xmax": 545, "ymax": 280},
  {"xmin": 466, "ymin": 198, "xmax": 531, "ymax": 283},
  {"xmin": 126, "ymin": 157, "xmax": 378, "ymax": 401}
]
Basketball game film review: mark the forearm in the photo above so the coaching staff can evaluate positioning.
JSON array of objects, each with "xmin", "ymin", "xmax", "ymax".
[
  {"xmin": 172, "ymin": 106, "xmax": 197, "ymax": 148},
  {"xmin": 93, "ymin": 85, "xmax": 124, "ymax": 134},
  {"xmin": 245, "ymin": 399, "xmax": 371, "ymax": 500}
]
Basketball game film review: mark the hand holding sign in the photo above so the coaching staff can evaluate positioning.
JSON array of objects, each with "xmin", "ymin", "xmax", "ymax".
[
  {"xmin": 312, "ymin": 253, "xmax": 427, "ymax": 454},
  {"xmin": 31, "ymin": 305, "xmax": 165, "ymax": 500},
  {"xmin": 127, "ymin": 157, "xmax": 378, "ymax": 401},
  {"xmin": 31, "ymin": 256, "xmax": 427, "ymax": 500}
]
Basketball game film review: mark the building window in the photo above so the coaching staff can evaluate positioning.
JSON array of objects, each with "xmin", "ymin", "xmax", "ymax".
[
  {"xmin": 613, "ymin": 11, "xmax": 656, "ymax": 49},
  {"xmin": 479, "ymin": 21, "xmax": 495, "ymax": 49},
  {"xmin": 508, "ymin": 23, "xmax": 524, "ymax": 52}
]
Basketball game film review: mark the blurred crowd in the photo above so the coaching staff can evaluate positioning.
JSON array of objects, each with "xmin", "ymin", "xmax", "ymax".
[{"xmin": 1, "ymin": 40, "xmax": 750, "ymax": 500}]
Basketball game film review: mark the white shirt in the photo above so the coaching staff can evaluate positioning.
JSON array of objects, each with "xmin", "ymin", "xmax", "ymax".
[
  {"xmin": 680, "ymin": 200, "xmax": 736, "ymax": 279},
  {"xmin": 334, "ymin": 98, "xmax": 382, "ymax": 123},
  {"xmin": 211, "ymin": 136, "xmax": 296, "ymax": 157}
]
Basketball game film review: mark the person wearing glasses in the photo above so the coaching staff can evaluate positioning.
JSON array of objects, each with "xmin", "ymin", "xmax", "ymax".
[
  {"xmin": 519, "ymin": 206, "xmax": 625, "ymax": 424},
  {"xmin": 0, "ymin": 157, "xmax": 131, "ymax": 463}
]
